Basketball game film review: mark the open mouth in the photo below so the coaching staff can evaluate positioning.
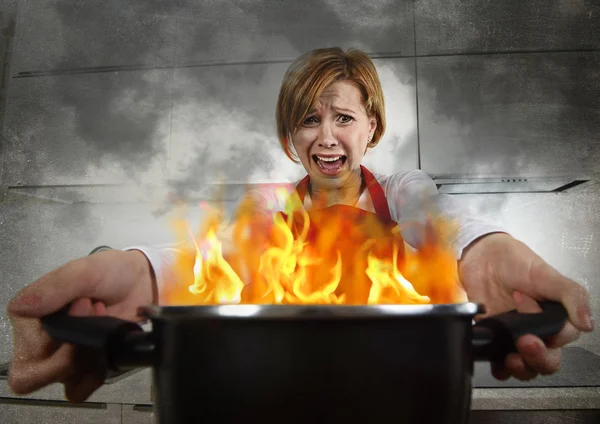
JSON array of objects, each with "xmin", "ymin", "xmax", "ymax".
[{"xmin": 312, "ymin": 155, "xmax": 347, "ymax": 175}]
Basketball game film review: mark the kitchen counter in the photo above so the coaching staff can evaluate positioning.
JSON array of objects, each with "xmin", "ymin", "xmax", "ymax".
[
  {"xmin": 1, "ymin": 379, "xmax": 599, "ymax": 424},
  {"xmin": 1, "ymin": 376, "xmax": 599, "ymax": 411},
  {"xmin": 471, "ymin": 387, "xmax": 600, "ymax": 410},
  {"xmin": 1, "ymin": 347, "xmax": 599, "ymax": 415},
  {"xmin": 469, "ymin": 346, "xmax": 600, "ymax": 409},
  {"xmin": 0, "ymin": 368, "xmax": 153, "ymax": 405}
]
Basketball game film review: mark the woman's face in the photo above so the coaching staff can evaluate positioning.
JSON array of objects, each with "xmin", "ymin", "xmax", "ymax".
[{"xmin": 291, "ymin": 80, "xmax": 377, "ymax": 189}]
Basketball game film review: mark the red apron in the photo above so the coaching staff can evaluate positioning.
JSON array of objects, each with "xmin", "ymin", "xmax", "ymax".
[
  {"xmin": 295, "ymin": 165, "xmax": 393, "ymax": 221},
  {"xmin": 278, "ymin": 165, "xmax": 405, "ymax": 303}
]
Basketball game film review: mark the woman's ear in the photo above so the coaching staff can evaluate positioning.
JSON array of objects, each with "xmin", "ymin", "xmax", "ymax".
[
  {"xmin": 365, "ymin": 115, "xmax": 378, "ymax": 149},
  {"xmin": 369, "ymin": 115, "xmax": 377, "ymax": 135}
]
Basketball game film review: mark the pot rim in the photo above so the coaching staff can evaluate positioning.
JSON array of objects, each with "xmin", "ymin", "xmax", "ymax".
[{"xmin": 139, "ymin": 302, "xmax": 484, "ymax": 320}]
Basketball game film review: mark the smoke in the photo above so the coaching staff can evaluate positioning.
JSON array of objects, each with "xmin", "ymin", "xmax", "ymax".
[
  {"xmin": 414, "ymin": 1, "xmax": 600, "ymax": 178},
  {"xmin": 417, "ymin": 53, "xmax": 600, "ymax": 178},
  {"xmin": 362, "ymin": 59, "xmax": 417, "ymax": 174},
  {"xmin": 168, "ymin": 57, "xmax": 417, "ymax": 194},
  {"xmin": 167, "ymin": 62, "xmax": 290, "ymax": 191},
  {"xmin": 4, "ymin": 0, "xmax": 419, "ymax": 194},
  {"xmin": 415, "ymin": 0, "xmax": 597, "ymax": 54},
  {"xmin": 167, "ymin": 0, "xmax": 417, "ymax": 194},
  {"xmin": 171, "ymin": 0, "xmax": 414, "ymax": 64}
]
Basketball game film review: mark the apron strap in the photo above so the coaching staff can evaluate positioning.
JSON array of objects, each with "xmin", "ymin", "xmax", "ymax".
[
  {"xmin": 361, "ymin": 165, "xmax": 392, "ymax": 220},
  {"xmin": 295, "ymin": 174, "xmax": 310, "ymax": 204},
  {"xmin": 295, "ymin": 165, "xmax": 392, "ymax": 221}
]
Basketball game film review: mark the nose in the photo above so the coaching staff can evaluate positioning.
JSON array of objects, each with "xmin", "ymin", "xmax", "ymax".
[{"xmin": 317, "ymin": 122, "xmax": 338, "ymax": 148}]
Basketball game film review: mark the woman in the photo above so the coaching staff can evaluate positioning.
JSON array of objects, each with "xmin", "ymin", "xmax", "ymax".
[{"xmin": 7, "ymin": 47, "xmax": 593, "ymax": 403}]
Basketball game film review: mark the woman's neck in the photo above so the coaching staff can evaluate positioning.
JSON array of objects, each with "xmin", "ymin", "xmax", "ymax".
[{"xmin": 308, "ymin": 168, "xmax": 365, "ymax": 208}]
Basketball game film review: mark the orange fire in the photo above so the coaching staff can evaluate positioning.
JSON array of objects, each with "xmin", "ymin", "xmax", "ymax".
[{"xmin": 162, "ymin": 188, "xmax": 466, "ymax": 305}]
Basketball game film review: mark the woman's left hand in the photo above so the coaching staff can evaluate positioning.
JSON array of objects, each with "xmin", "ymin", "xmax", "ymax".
[{"xmin": 458, "ymin": 232, "xmax": 594, "ymax": 381}]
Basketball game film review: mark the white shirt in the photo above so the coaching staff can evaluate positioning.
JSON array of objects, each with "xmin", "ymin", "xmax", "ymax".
[{"xmin": 126, "ymin": 169, "xmax": 507, "ymax": 303}]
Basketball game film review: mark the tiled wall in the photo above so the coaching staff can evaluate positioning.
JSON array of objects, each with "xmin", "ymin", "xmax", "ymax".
[{"xmin": 0, "ymin": 1, "xmax": 599, "ymax": 409}]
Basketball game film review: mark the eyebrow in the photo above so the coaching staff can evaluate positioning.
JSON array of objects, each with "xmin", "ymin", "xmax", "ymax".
[{"xmin": 307, "ymin": 106, "xmax": 358, "ymax": 115}]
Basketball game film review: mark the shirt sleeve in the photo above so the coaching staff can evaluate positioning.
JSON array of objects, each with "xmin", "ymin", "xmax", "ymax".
[
  {"xmin": 386, "ymin": 169, "xmax": 509, "ymax": 260},
  {"xmin": 122, "ymin": 241, "xmax": 192, "ymax": 304}
]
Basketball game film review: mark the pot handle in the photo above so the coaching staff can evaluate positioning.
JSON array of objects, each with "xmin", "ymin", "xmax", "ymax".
[
  {"xmin": 472, "ymin": 301, "xmax": 568, "ymax": 362},
  {"xmin": 41, "ymin": 308, "xmax": 155, "ymax": 371}
]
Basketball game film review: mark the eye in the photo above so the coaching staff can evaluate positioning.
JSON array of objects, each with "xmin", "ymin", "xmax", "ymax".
[
  {"xmin": 303, "ymin": 116, "xmax": 319, "ymax": 126},
  {"xmin": 338, "ymin": 114, "xmax": 354, "ymax": 123}
]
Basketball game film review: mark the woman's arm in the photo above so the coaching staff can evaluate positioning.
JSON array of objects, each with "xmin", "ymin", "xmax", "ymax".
[
  {"xmin": 388, "ymin": 169, "xmax": 593, "ymax": 380},
  {"xmin": 387, "ymin": 169, "xmax": 508, "ymax": 259}
]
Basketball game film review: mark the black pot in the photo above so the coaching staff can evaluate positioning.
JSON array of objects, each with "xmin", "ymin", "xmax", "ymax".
[{"xmin": 42, "ymin": 301, "xmax": 567, "ymax": 424}]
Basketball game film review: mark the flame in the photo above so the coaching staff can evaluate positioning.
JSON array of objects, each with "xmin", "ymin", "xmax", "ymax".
[{"xmin": 162, "ymin": 188, "xmax": 466, "ymax": 305}]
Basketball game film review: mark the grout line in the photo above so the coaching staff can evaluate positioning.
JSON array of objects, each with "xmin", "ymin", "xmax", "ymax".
[
  {"xmin": 11, "ymin": 48, "xmax": 600, "ymax": 79},
  {"xmin": 417, "ymin": 47, "xmax": 600, "ymax": 58},
  {"xmin": 0, "ymin": 397, "xmax": 107, "ymax": 409},
  {"xmin": 7, "ymin": 183, "xmax": 129, "ymax": 189}
]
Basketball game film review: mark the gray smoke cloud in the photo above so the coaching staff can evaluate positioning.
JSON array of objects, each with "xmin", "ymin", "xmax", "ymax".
[
  {"xmin": 417, "ymin": 52, "xmax": 600, "ymax": 178},
  {"xmin": 415, "ymin": 0, "xmax": 599, "ymax": 55},
  {"xmin": 414, "ymin": 0, "xmax": 600, "ymax": 178},
  {"xmin": 5, "ymin": 0, "xmax": 416, "ymax": 193},
  {"xmin": 165, "ymin": 0, "xmax": 417, "ymax": 197}
]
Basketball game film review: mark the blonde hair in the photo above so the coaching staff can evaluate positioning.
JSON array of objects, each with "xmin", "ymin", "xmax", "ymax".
[{"xmin": 275, "ymin": 47, "xmax": 386, "ymax": 163}]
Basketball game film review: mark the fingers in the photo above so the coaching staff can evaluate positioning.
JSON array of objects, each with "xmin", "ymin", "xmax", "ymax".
[
  {"xmin": 546, "ymin": 321, "xmax": 580, "ymax": 348},
  {"xmin": 94, "ymin": 301, "xmax": 107, "ymax": 316},
  {"xmin": 491, "ymin": 340, "xmax": 561, "ymax": 382},
  {"xmin": 498, "ymin": 293, "xmax": 544, "ymax": 380},
  {"xmin": 64, "ymin": 365, "xmax": 106, "ymax": 403},
  {"xmin": 8, "ymin": 297, "xmax": 106, "ymax": 398},
  {"xmin": 8, "ymin": 257, "xmax": 101, "ymax": 318},
  {"xmin": 528, "ymin": 258, "xmax": 594, "ymax": 332},
  {"xmin": 513, "ymin": 290, "xmax": 542, "ymax": 313},
  {"xmin": 515, "ymin": 334, "xmax": 562, "ymax": 376},
  {"xmin": 492, "ymin": 291, "xmax": 569, "ymax": 381},
  {"xmin": 64, "ymin": 299, "xmax": 108, "ymax": 402},
  {"xmin": 7, "ymin": 250, "xmax": 144, "ymax": 319},
  {"xmin": 7, "ymin": 250, "xmax": 145, "ymax": 400},
  {"xmin": 69, "ymin": 297, "xmax": 93, "ymax": 316},
  {"xmin": 8, "ymin": 313, "xmax": 75, "ymax": 394},
  {"xmin": 64, "ymin": 348, "xmax": 107, "ymax": 403},
  {"xmin": 490, "ymin": 362, "xmax": 511, "ymax": 381},
  {"xmin": 8, "ymin": 343, "xmax": 77, "ymax": 394},
  {"xmin": 504, "ymin": 352, "xmax": 538, "ymax": 380}
]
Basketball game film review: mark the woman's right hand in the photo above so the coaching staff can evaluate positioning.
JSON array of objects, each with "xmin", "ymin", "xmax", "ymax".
[{"xmin": 7, "ymin": 249, "xmax": 157, "ymax": 403}]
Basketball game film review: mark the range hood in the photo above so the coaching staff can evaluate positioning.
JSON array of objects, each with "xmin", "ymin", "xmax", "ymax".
[
  {"xmin": 431, "ymin": 175, "xmax": 595, "ymax": 195},
  {"xmin": 418, "ymin": 137, "xmax": 598, "ymax": 195},
  {"xmin": 418, "ymin": 139, "xmax": 599, "ymax": 194}
]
